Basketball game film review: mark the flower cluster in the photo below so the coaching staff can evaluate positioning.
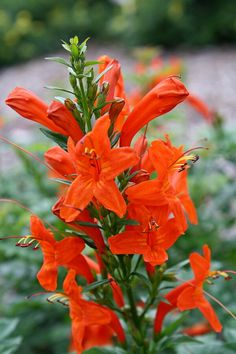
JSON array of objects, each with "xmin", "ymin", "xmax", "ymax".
[{"xmin": 4, "ymin": 37, "xmax": 234, "ymax": 353}]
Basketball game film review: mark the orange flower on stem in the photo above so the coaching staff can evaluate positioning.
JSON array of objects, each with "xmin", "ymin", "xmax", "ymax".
[
  {"xmin": 18, "ymin": 215, "xmax": 94, "ymax": 291},
  {"xmin": 6, "ymin": 87, "xmax": 83, "ymax": 141},
  {"xmin": 154, "ymin": 245, "xmax": 223, "ymax": 334},
  {"xmin": 120, "ymin": 77, "xmax": 189, "ymax": 146},
  {"xmin": 63, "ymin": 269, "xmax": 125, "ymax": 354},
  {"xmin": 109, "ymin": 204, "xmax": 181, "ymax": 266},
  {"xmin": 60, "ymin": 114, "xmax": 138, "ymax": 221},
  {"xmin": 126, "ymin": 136, "xmax": 198, "ymax": 233}
]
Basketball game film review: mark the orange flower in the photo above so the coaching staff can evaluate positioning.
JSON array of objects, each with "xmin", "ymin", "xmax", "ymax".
[
  {"xmin": 183, "ymin": 321, "xmax": 211, "ymax": 336},
  {"xmin": 5, "ymin": 87, "xmax": 83, "ymax": 141},
  {"xmin": 45, "ymin": 145, "xmax": 76, "ymax": 181},
  {"xmin": 47, "ymin": 100, "xmax": 83, "ymax": 141},
  {"xmin": 154, "ymin": 245, "xmax": 222, "ymax": 333},
  {"xmin": 64, "ymin": 270, "xmax": 125, "ymax": 353},
  {"xmin": 120, "ymin": 77, "xmax": 189, "ymax": 146},
  {"xmin": 60, "ymin": 115, "xmax": 138, "ymax": 221},
  {"xmin": 52, "ymin": 196, "xmax": 106, "ymax": 253},
  {"xmin": 5, "ymin": 87, "xmax": 65, "ymax": 134},
  {"xmin": 186, "ymin": 94, "xmax": 214, "ymax": 123},
  {"xmin": 109, "ymin": 204, "xmax": 181, "ymax": 266},
  {"xmin": 24, "ymin": 215, "xmax": 94, "ymax": 290},
  {"xmin": 98, "ymin": 55, "xmax": 130, "ymax": 130},
  {"xmin": 126, "ymin": 136, "xmax": 198, "ymax": 233}
]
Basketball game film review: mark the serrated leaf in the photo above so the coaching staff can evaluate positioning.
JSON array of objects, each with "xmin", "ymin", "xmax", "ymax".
[
  {"xmin": 45, "ymin": 57, "xmax": 71, "ymax": 67},
  {"xmin": 40, "ymin": 128, "xmax": 68, "ymax": 150}
]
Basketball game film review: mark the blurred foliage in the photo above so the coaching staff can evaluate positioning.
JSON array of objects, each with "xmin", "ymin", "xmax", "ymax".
[
  {"xmin": 0, "ymin": 0, "xmax": 117, "ymax": 66},
  {"xmin": 112, "ymin": 0, "xmax": 236, "ymax": 47},
  {"xmin": 0, "ymin": 142, "xmax": 71, "ymax": 354},
  {"xmin": 1, "ymin": 0, "xmax": 236, "ymax": 66}
]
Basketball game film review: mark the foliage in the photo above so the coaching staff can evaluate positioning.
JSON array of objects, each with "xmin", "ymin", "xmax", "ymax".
[
  {"xmin": 112, "ymin": 0, "xmax": 236, "ymax": 48},
  {"xmin": 0, "ymin": 0, "xmax": 117, "ymax": 66}
]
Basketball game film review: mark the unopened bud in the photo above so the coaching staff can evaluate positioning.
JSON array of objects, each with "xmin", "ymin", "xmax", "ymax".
[
  {"xmin": 100, "ymin": 81, "xmax": 110, "ymax": 95},
  {"xmin": 109, "ymin": 98, "xmax": 125, "ymax": 124},
  {"xmin": 69, "ymin": 74, "xmax": 77, "ymax": 88},
  {"xmin": 64, "ymin": 98, "xmax": 76, "ymax": 111}
]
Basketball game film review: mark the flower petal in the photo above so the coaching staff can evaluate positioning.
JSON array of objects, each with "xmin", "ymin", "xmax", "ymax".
[{"xmin": 94, "ymin": 179, "xmax": 126, "ymax": 218}]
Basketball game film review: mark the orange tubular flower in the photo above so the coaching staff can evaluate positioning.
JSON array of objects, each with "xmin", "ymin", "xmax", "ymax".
[
  {"xmin": 183, "ymin": 322, "xmax": 211, "ymax": 336},
  {"xmin": 47, "ymin": 101, "xmax": 84, "ymax": 142},
  {"xmin": 154, "ymin": 245, "xmax": 223, "ymax": 334},
  {"xmin": 98, "ymin": 55, "xmax": 130, "ymax": 130},
  {"xmin": 126, "ymin": 136, "xmax": 198, "ymax": 233},
  {"xmin": 60, "ymin": 115, "xmax": 139, "ymax": 221},
  {"xmin": 27, "ymin": 215, "xmax": 94, "ymax": 290},
  {"xmin": 5, "ymin": 87, "xmax": 66, "ymax": 134},
  {"xmin": 45, "ymin": 146, "xmax": 76, "ymax": 181},
  {"xmin": 64, "ymin": 270, "xmax": 125, "ymax": 354},
  {"xmin": 5, "ymin": 88, "xmax": 84, "ymax": 141},
  {"xmin": 120, "ymin": 77, "xmax": 189, "ymax": 146},
  {"xmin": 186, "ymin": 94, "xmax": 214, "ymax": 123},
  {"xmin": 109, "ymin": 204, "xmax": 181, "ymax": 266}
]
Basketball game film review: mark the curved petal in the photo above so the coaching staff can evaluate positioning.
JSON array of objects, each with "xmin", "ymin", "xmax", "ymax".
[
  {"xmin": 62, "ymin": 175, "xmax": 95, "ymax": 222},
  {"xmin": 177, "ymin": 286, "xmax": 196, "ymax": 310},
  {"xmin": 101, "ymin": 147, "xmax": 139, "ymax": 179},
  {"xmin": 120, "ymin": 77, "xmax": 189, "ymax": 146},
  {"xmin": 143, "ymin": 247, "xmax": 168, "ymax": 266},
  {"xmin": 189, "ymin": 252, "xmax": 210, "ymax": 283},
  {"xmin": 94, "ymin": 179, "xmax": 126, "ymax": 218},
  {"xmin": 37, "ymin": 258, "xmax": 58, "ymax": 291},
  {"xmin": 198, "ymin": 297, "xmax": 222, "ymax": 332},
  {"xmin": 108, "ymin": 231, "xmax": 147, "ymax": 255},
  {"xmin": 47, "ymin": 101, "xmax": 83, "ymax": 142}
]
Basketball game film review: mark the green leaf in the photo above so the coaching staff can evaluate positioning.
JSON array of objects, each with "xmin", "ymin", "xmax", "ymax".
[
  {"xmin": 61, "ymin": 40, "xmax": 71, "ymax": 52},
  {"xmin": 0, "ymin": 319, "xmax": 19, "ymax": 341},
  {"xmin": 45, "ymin": 57, "xmax": 71, "ymax": 67},
  {"xmin": 117, "ymin": 219, "xmax": 140, "ymax": 226},
  {"xmin": 44, "ymin": 85, "xmax": 74, "ymax": 95},
  {"xmin": 85, "ymin": 60, "xmax": 101, "ymax": 67},
  {"xmin": 82, "ymin": 278, "xmax": 112, "ymax": 293},
  {"xmin": 0, "ymin": 337, "xmax": 22, "ymax": 354},
  {"xmin": 40, "ymin": 128, "xmax": 68, "ymax": 150},
  {"xmin": 76, "ymin": 221, "xmax": 103, "ymax": 229},
  {"xmin": 94, "ymin": 64, "xmax": 113, "ymax": 83},
  {"xmin": 50, "ymin": 178, "xmax": 71, "ymax": 186}
]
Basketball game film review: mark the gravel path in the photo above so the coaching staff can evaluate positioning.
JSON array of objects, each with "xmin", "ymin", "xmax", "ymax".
[{"xmin": 1, "ymin": 44, "xmax": 236, "ymax": 144}]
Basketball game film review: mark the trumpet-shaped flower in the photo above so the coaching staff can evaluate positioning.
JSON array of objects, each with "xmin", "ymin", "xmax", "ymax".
[
  {"xmin": 23, "ymin": 216, "xmax": 94, "ymax": 290},
  {"xmin": 63, "ymin": 270, "xmax": 125, "ymax": 353},
  {"xmin": 154, "ymin": 245, "xmax": 222, "ymax": 333},
  {"xmin": 60, "ymin": 115, "xmax": 138, "ymax": 221},
  {"xmin": 120, "ymin": 77, "xmax": 189, "ymax": 146}
]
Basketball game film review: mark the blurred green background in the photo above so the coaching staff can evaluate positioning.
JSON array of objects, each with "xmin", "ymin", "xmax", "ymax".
[
  {"xmin": 0, "ymin": 1, "xmax": 236, "ymax": 353},
  {"xmin": 0, "ymin": 0, "xmax": 236, "ymax": 66}
]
